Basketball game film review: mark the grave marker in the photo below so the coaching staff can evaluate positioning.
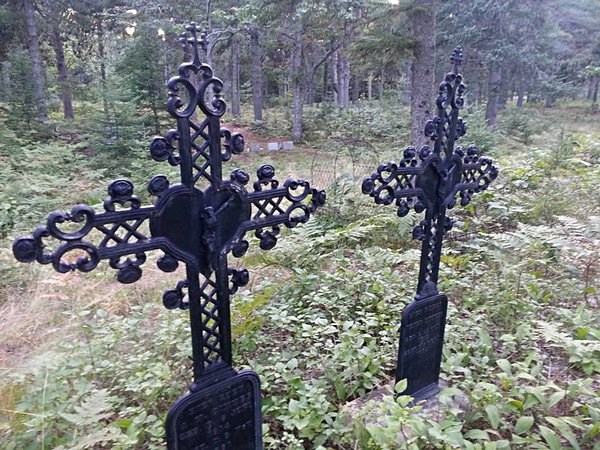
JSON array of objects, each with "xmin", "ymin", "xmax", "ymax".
[
  {"xmin": 12, "ymin": 23, "xmax": 325, "ymax": 449},
  {"xmin": 362, "ymin": 48, "xmax": 498, "ymax": 401}
]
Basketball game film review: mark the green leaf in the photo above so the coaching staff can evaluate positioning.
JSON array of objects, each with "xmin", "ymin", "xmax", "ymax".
[
  {"xmin": 294, "ymin": 416, "xmax": 310, "ymax": 430},
  {"xmin": 479, "ymin": 329, "xmax": 492, "ymax": 348},
  {"xmin": 545, "ymin": 417, "xmax": 581, "ymax": 450},
  {"xmin": 288, "ymin": 399, "xmax": 300, "ymax": 413},
  {"xmin": 485, "ymin": 405, "xmax": 501, "ymax": 429},
  {"xmin": 539, "ymin": 425, "xmax": 562, "ymax": 450},
  {"xmin": 515, "ymin": 416, "xmax": 534, "ymax": 434},
  {"xmin": 394, "ymin": 378, "xmax": 408, "ymax": 393},
  {"xmin": 547, "ymin": 391, "xmax": 565, "ymax": 409},
  {"xmin": 464, "ymin": 429, "xmax": 490, "ymax": 440},
  {"xmin": 496, "ymin": 359, "xmax": 512, "ymax": 375},
  {"xmin": 523, "ymin": 393, "xmax": 540, "ymax": 410},
  {"xmin": 114, "ymin": 418, "xmax": 133, "ymax": 429}
]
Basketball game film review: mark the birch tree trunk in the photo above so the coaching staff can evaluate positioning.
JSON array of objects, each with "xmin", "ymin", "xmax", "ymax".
[{"xmin": 22, "ymin": 0, "xmax": 47, "ymax": 122}]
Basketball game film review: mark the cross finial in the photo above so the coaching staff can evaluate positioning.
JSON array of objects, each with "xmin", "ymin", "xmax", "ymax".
[
  {"xmin": 179, "ymin": 22, "xmax": 208, "ymax": 65},
  {"xmin": 450, "ymin": 46, "xmax": 463, "ymax": 75}
]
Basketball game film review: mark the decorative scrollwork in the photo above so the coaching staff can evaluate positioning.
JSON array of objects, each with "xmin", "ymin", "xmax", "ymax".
[
  {"xmin": 52, "ymin": 241, "xmax": 100, "ymax": 273},
  {"xmin": 425, "ymin": 46, "xmax": 467, "ymax": 160},
  {"xmin": 228, "ymin": 268, "xmax": 249, "ymax": 294},
  {"xmin": 13, "ymin": 184, "xmax": 157, "ymax": 282},
  {"xmin": 241, "ymin": 166, "xmax": 326, "ymax": 253},
  {"xmin": 104, "ymin": 180, "xmax": 140, "ymax": 212},
  {"xmin": 13, "ymin": 22, "xmax": 327, "ymax": 387},
  {"xmin": 167, "ymin": 23, "xmax": 220, "ymax": 119},
  {"xmin": 197, "ymin": 76, "xmax": 227, "ymax": 118},
  {"xmin": 231, "ymin": 239, "xmax": 249, "ymax": 258},
  {"xmin": 12, "ymin": 229, "xmax": 46, "ymax": 264},
  {"xmin": 46, "ymin": 205, "xmax": 96, "ymax": 240},
  {"xmin": 253, "ymin": 164, "xmax": 278, "ymax": 190},
  {"xmin": 446, "ymin": 145, "xmax": 499, "ymax": 209},
  {"xmin": 150, "ymin": 130, "xmax": 180, "ymax": 166},
  {"xmin": 163, "ymin": 280, "xmax": 190, "ymax": 310},
  {"xmin": 256, "ymin": 227, "xmax": 280, "ymax": 250},
  {"xmin": 109, "ymin": 253, "xmax": 146, "ymax": 284},
  {"xmin": 361, "ymin": 147, "xmax": 429, "ymax": 217},
  {"xmin": 221, "ymin": 129, "xmax": 245, "ymax": 162},
  {"xmin": 361, "ymin": 47, "xmax": 498, "ymax": 299}
]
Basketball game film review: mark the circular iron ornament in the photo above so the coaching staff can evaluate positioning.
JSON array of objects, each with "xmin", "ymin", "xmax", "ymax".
[
  {"xmin": 163, "ymin": 289, "xmax": 183, "ymax": 310},
  {"xmin": 230, "ymin": 133, "xmax": 245, "ymax": 154},
  {"xmin": 109, "ymin": 179, "xmax": 134, "ymax": 198},
  {"xmin": 148, "ymin": 175, "xmax": 170, "ymax": 196},
  {"xmin": 12, "ymin": 237, "xmax": 39, "ymax": 263},
  {"xmin": 313, "ymin": 190, "xmax": 327, "ymax": 207},
  {"xmin": 361, "ymin": 178, "xmax": 375, "ymax": 195},
  {"xmin": 149, "ymin": 137, "xmax": 171, "ymax": 161},
  {"xmin": 163, "ymin": 280, "xmax": 189, "ymax": 310},
  {"xmin": 257, "ymin": 164, "xmax": 275, "ymax": 181},
  {"xmin": 157, "ymin": 254, "xmax": 179, "ymax": 272},
  {"xmin": 256, "ymin": 227, "xmax": 279, "ymax": 250},
  {"xmin": 105, "ymin": 180, "xmax": 140, "ymax": 211},
  {"xmin": 117, "ymin": 265, "xmax": 143, "ymax": 284},
  {"xmin": 397, "ymin": 200, "xmax": 410, "ymax": 217},
  {"xmin": 230, "ymin": 169, "xmax": 250, "ymax": 186},
  {"xmin": 228, "ymin": 268, "xmax": 249, "ymax": 294},
  {"xmin": 232, "ymin": 240, "xmax": 249, "ymax": 258}
]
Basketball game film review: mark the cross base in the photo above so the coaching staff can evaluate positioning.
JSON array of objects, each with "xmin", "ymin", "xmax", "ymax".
[
  {"xmin": 166, "ymin": 365, "xmax": 263, "ymax": 450},
  {"xmin": 396, "ymin": 294, "xmax": 448, "ymax": 402}
]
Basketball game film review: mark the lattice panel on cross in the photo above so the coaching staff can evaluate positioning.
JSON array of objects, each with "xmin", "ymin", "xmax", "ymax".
[
  {"xmin": 96, "ymin": 219, "xmax": 147, "ymax": 247},
  {"xmin": 190, "ymin": 119, "xmax": 214, "ymax": 186},
  {"xmin": 199, "ymin": 274, "xmax": 223, "ymax": 365}
]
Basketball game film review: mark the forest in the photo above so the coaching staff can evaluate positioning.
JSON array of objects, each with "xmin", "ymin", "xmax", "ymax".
[{"xmin": 0, "ymin": 0, "xmax": 599, "ymax": 449}]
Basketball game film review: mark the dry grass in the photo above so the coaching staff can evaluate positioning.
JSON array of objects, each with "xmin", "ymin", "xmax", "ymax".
[{"xmin": 0, "ymin": 251, "xmax": 188, "ymax": 372}]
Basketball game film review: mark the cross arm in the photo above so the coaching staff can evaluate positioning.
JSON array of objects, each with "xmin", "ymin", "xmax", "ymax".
[
  {"xmin": 231, "ymin": 165, "xmax": 326, "ymax": 253},
  {"xmin": 361, "ymin": 146, "xmax": 431, "ymax": 217},
  {"xmin": 12, "ymin": 180, "xmax": 164, "ymax": 284},
  {"xmin": 444, "ymin": 145, "xmax": 498, "ymax": 209}
]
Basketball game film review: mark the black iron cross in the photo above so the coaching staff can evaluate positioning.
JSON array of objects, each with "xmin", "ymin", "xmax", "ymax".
[
  {"xmin": 362, "ymin": 48, "xmax": 498, "ymax": 401},
  {"xmin": 13, "ymin": 22, "xmax": 325, "ymax": 450}
]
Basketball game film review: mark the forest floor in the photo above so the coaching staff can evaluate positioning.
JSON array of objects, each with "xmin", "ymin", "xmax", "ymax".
[{"xmin": 1, "ymin": 103, "xmax": 599, "ymax": 449}]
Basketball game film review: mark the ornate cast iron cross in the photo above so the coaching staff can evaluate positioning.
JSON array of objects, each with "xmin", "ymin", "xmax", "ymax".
[
  {"xmin": 362, "ymin": 48, "xmax": 498, "ymax": 401},
  {"xmin": 13, "ymin": 23, "xmax": 325, "ymax": 449}
]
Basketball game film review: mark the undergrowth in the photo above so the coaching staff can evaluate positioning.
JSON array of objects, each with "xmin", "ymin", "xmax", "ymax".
[{"xmin": 0, "ymin": 103, "xmax": 599, "ymax": 449}]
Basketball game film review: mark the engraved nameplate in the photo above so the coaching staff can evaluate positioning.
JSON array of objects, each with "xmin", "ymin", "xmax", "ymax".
[
  {"xmin": 166, "ymin": 371, "xmax": 262, "ymax": 450},
  {"xmin": 396, "ymin": 294, "xmax": 448, "ymax": 401}
]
